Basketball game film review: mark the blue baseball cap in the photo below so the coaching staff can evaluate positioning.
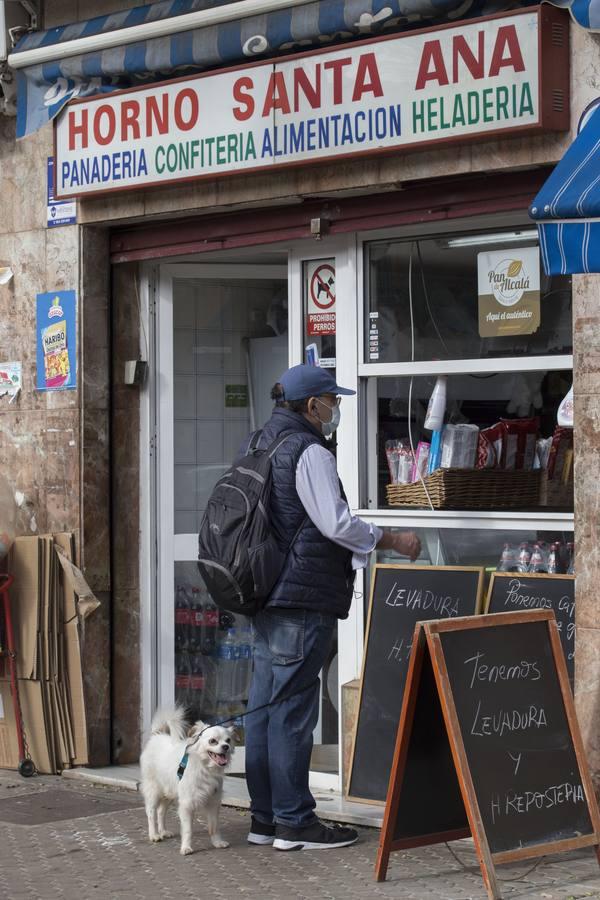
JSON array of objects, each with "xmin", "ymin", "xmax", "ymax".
[{"xmin": 279, "ymin": 364, "xmax": 356, "ymax": 401}]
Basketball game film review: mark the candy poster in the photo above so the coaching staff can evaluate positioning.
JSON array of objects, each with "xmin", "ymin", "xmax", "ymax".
[{"xmin": 36, "ymin": 291, "xmax": 77, "ymax": 391}]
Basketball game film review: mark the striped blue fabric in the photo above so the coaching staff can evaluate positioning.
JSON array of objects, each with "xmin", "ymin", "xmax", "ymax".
[
  {"xmin": 13, "ymin": 0, "xmax": 534, "ymax": 138},
  {"xmin": 530, "ymin": 106, "xmax": 600, "ymax": 274}
]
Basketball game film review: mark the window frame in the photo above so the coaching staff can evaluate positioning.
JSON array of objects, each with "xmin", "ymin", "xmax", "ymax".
[{"xmin": 353, "ymin": 218, "xmax": 575, "ymax": 529}]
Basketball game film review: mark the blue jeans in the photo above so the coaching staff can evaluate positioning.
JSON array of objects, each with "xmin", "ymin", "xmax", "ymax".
[{"xmin": 245, "ymin": 607, "xmax": 336, "ymax": 828}]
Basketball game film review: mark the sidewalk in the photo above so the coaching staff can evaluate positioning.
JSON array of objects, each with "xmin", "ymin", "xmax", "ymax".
[{"xmin": 0, "ymin": 770, "xmax": 598, "ymax": 900}]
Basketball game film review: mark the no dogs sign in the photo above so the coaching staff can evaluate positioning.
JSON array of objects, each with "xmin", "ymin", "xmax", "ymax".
[{"xmin": 306, "ymin": 260, "xmax": 336, "ymax": 336}]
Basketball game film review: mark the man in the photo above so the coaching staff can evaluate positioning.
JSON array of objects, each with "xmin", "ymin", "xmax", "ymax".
[{"xmin": 244, "ymin": 364, "xmax": 421, "ymax": 852}]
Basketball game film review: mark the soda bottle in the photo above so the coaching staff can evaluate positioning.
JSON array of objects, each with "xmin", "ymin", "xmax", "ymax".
[
  {"xmin": 529, "ymin": 543, "xmax": 546, "ymax": 573},
  {"xmin": 547, "ymin": 542, "xmax": 561, "ymax": 574},
  {"xmin": 517, "ymin": 543, "xmax": 531, "ymax": 573},
  {"xmin": 201, "ymin": 592, "xmax": 219, "ymax": 656},
  {"xmin": 189, "ymin": 656, "xmax": 205, "ymax": 719},
  {"xmin": 175, "ymin": 585, "xmax": 190, "ymax": 652},
  {"xmin": 175, "ymin": 652, "xmax": 191, "ymax": 709},
  {"xmin": 189, "ymin": 588, "xmax": 202, "ymax": 653}
]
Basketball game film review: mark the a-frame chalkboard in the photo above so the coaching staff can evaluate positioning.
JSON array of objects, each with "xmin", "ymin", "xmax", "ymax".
[
  {"xmin": 486, "ymin": 572, "xmax": 575, "ymax": 685},
  {"xmin": 348, "ymin": 565, "xmax": 483, "ymax": 803},
  {"xmin": 375, "ymin": 610, "xmax": 600, "ymax": 900}
]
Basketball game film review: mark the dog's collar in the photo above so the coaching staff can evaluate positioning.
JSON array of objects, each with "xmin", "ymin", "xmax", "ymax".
[{"xmin": 176, "ymin": 751, "xmax": 189, "ymax": 781}]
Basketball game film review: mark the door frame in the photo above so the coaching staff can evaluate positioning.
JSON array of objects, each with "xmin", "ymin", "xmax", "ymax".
[{"xmin": 140, "ymin": 241, "xmax": 362, "ymax": 792}]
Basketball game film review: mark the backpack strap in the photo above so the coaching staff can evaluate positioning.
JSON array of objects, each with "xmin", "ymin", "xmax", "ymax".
[{"xmin": 246, "ymin": 429, "xmax": 264, "ymax": 455}]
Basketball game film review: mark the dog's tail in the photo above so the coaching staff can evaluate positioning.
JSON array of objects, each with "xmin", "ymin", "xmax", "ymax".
[{"xmin": 150, "ymin": 705, "xmax": 187, "ymax": 741}]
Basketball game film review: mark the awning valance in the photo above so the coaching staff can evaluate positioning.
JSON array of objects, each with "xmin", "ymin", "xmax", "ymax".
[
  {"xmin": 530, "ymin": 105, "xmax": 600, "ymax": 274},
  {"xmin": 11, "ymin": 0, "xmax": 535, "ymax": 138}
]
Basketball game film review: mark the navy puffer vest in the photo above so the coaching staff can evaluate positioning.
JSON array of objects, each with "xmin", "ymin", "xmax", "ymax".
[{"xmin": 248, "ymin": 407, "xmax": 354, "ymax": 620}]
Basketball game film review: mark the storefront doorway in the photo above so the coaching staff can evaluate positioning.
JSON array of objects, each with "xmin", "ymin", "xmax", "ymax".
[{"xmin": 147, "ymin": 238, "xmax": 362, "ymax": 791}]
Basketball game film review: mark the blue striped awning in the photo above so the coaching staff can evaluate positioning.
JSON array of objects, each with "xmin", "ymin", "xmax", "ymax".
[
  {"xmin": 13, "ymin": 0, "xmax": 535, "ymax": 139},
  {"xmin": 530, "ymin": 104, "xmax": 600, "ymax": 274}
]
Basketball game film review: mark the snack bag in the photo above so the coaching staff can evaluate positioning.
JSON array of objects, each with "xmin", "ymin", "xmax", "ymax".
[
  {"xmin": 547, "ymin": 426, "xmax": 574, "ymax": 480},
  {"xmin": 42, "ymin": 320, "xmax": 70, "ymax": 389},
  {"xmin": 500, "ymin": 417, "xmax": 540, "ymax": 470},
  {"xmin": 476, "ymin": 423, "xmax": 503, "ymax": 469}
]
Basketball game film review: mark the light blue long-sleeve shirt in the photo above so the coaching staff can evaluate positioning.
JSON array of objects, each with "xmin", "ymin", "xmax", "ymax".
[{"xmin": 295, "ymin": 443, "xmax": 382, "ymax": 570}]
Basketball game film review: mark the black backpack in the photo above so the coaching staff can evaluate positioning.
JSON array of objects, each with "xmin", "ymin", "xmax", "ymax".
[{"xmin": 197, "ymin": 431, "xmax": 305, "ymax": 616}]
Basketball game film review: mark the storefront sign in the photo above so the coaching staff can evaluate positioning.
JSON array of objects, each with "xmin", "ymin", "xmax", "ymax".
[
  {"xmin": 306, "ymin": 260, "xmax": 336, "ymax": 336},
  {"xmin": 36, "ymin": 291, "xmax": 77, "ymax": 392},
  {"xmin": 53, "ymin": 8, "xmax": 568, "ymax": 199},
  {"xmin": 478, "ymin": 246, "xmax": 540, "ymax": 337}
]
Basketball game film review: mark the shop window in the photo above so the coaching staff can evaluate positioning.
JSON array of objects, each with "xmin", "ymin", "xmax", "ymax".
[
  {"xmin": 364, "ymin": 371, "xmax": 573, "ymax": 512},
  {"xmin": 365, "ymin": 526, "xmax": 575, "ymax": 623},
  {"xmin": 361, "ymin": 228, "xmax": 574, "ymax": 517},
  {"xmin": 365, "ymin": 232, "xmax": 572, "ymax": 364}
]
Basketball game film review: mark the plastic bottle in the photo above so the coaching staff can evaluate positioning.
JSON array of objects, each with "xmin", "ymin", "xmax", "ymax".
[
  {"xmin": 529, "ymin": 543, "xmax": 547, "ymax": 573},
  {"xmin": 497, "ymin": 543, "xmax": 517, "ymax": 572},
  {"xmin": 517, "ymin": 542, "xmax": 531, "ymax": 573},
  {"xmin": 175, "ymin": 585, "xmax": 190, "ymax": 652},
  {"xmin": 175, "ymin": 652, "xmax": 191, "ymax": 708},
  {"xmin": 201, "ymin": 592, "xmax": 219, "ymax": 656},
  {"xmin": 189, "ymin": 655, "xmax": 205, "ymax": 718},
  {"xmin": 216, "ymin": 629, "xmax": 237, "ymax": 715},
  {"xmin": 424, "ymin": 375, "xmax": 447, "ymax": 431},
  {"xmin": 234, "ymin": 627, "xmax": 253, "ymax": 702},
  {"xmin": 189, "ymin": 588, "xmax": 202, "ymax": 653},
  {"xmin": 547, "ymin": 542, "xmax": 561, "ymax": 574}
]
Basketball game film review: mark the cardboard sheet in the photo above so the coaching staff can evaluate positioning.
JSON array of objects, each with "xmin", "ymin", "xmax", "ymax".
[{"xmin": 1, "ymin": 533, "xmax": 96, "ymax": 772}]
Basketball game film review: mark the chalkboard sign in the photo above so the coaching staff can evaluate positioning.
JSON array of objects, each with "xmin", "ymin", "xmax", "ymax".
[
  {"xmin": 376, "ymin": 610, "xmax": 600, "ymax": 900},
  {"xmin": 348, "ymin": 565, "xmax": 483, "ymax": 803},
  {"xmin": 486, "ymin": 573, "xmax": 575, "ymax": 684}
]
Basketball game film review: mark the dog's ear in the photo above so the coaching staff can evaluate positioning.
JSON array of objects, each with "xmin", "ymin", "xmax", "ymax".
[
  {"xmin": 227, "ymin": 725, "xmax": 240, "ymax": 744},
  {"xmin": 187, "ymin": 720, "xmax": 207, "ymax": 738}
]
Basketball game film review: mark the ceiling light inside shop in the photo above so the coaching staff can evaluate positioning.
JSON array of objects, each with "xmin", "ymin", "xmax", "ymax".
[{"xmin": 445, "ymin": 230, "xmax": 538, "ymax": 248}]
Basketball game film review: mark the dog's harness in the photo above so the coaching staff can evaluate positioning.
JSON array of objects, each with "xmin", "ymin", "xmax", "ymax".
[{"xmin": 176, "ymin": 682, "xmax": 314, "ymax": 781}]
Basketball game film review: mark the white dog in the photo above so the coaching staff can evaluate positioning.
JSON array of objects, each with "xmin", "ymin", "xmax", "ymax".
[{"xmin": 140, "ymin": 706, "xmax": 235, "ymax": 855}]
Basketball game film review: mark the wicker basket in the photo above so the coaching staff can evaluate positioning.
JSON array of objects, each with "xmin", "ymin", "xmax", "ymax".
[
  {"xmin": 538, "ymin": 470, "xmax": 574, "ymax": 509},
  {"xmin": 386, "ymin": 468, "xmax": 542, "ymax": 510}
]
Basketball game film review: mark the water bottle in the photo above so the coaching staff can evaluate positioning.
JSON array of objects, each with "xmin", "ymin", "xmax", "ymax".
[
  {"xmin": 230, "ymin": 627, "xmax": 250, "ymax": 701},
  {"xmin": 216, "ymin": 629, "xmax": 237, "ymax": 715},
  {"xmin": 497, "ymin": 543, "xmax": 517, "ymax": 572},
  {"xmin": 239, "ymin": 627, "xmax": 254, "ymax": 701}
]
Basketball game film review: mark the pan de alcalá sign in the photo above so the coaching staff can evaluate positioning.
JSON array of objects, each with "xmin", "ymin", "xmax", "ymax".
[{"xmin": 54, "ymin": 8, "xmax": 567, "ymax": 199}]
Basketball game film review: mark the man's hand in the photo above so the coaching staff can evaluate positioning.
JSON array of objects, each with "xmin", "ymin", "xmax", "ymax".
[{"xmin": 377, "ymin": 530, "xmax": 421, "ymax": 561}]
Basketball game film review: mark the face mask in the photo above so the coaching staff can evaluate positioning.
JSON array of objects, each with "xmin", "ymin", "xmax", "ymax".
[{"xmin": 315, "ymin": 398, "xmax": 341, "ymax": 438}]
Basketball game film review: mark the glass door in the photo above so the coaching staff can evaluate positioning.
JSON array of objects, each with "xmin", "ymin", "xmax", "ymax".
[
  {"xmin": 154, "ymin": 237, "xmax": 360, "ymax": 793},
  {"xmin": 156, "ymin": 262, "xmax": 289, "ymax": 765}
]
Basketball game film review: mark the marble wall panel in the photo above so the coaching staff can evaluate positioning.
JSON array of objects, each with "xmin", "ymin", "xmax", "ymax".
[
  {"xmin": 111, "ymin": 589, "xmax": 141, "ymax": 764},
  {"xmin": 575, "ymin": 625, "xmax": 600, "ymax": 796}
]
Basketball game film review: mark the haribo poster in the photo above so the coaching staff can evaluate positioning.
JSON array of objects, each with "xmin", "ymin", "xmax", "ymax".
[{"xmin": 36, "ymin": 291, "xmax": 77, "ymax": 391}]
